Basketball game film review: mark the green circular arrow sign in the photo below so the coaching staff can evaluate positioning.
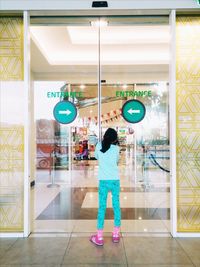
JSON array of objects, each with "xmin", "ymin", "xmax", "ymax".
[
  {"xmin": 53, "ymin": 101, "xmax": 77, "ymax": 124},
  {"xmin": 122, "ymin": 99, "xmax": 146, "ymax": 123}
]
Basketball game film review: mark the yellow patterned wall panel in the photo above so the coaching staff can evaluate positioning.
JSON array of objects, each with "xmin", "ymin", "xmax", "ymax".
[
  {"xmin": 0, "ymin": 127, "xmax": 24, "ymax": 231},
  {"xmin": 176, "ymin": 16, "xmax": 200, "ymax": 232},
  {"xmin": 0, "ymin": 17, "xmax": 24, "ymax": 80},
  {"xmin": 0, "ymin": 17, "xmax": 24, "ymax": 232}
]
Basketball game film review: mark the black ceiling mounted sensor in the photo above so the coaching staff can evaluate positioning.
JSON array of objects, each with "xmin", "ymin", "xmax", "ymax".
[{"xmin": 92, "ymin": 1, "xmax": 108, "ymax": 8}]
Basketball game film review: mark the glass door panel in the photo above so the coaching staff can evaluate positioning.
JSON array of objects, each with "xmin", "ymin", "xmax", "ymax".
[
  {"xmin": 31, "ymin": 18, "xmax": 99, "ymax": 230},
  {"xmin": 100, "ymin": 17, "xmax": 170, "ymax": 187},
  {"xmin": 100, "ymin": 17, "xmax": 170, "ymax": 233}
]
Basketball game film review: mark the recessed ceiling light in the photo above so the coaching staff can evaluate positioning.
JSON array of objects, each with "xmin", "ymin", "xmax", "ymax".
[
  {"xmin": 80, "ymin": 84, "xmax": 86, "ymax": 89},
  {"xmin": 90, "ymin": 20, "xmax": 108, "ymax": 27},
  {"xmin": 122, "ymin": 84, "xmax": 128, "ymax": 89}
]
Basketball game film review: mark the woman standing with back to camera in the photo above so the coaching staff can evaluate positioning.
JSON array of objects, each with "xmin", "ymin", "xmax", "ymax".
[{"xmin": 90, "ymin": 128, "xmax": 121, "ymax": 246}]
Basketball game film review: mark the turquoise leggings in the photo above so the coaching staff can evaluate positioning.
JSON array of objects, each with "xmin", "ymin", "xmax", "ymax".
[{"xmin": 97, "ymin": 180, "xmax": 121, "ymax": 229}]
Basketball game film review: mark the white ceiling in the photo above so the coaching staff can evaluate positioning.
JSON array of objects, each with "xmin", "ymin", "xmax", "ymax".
[
  {"xmin": 31, "ymin": 24, "xmax": 170, "ymax": 82},
  {"xmin": 67, "ymin": 25, "xmax": 169, "ymax": 45}
]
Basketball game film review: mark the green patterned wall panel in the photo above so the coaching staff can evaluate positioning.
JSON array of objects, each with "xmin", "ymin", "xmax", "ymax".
[{"xmin": 176, "ymin": 16, "xmax": 200, "ymax": 232}]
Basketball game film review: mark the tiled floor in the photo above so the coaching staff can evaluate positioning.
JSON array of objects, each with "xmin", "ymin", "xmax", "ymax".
[{"xmin": 0, "ymin": 236, "xmax": 200, "ymax": 267}]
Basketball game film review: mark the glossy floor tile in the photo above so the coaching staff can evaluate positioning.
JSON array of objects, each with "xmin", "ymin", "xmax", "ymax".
[
  {"xmin": 33, "ymin": 183, "xmax": 170, "ymax": 232},
  {"xmin": 82, "ymin": 192, "xmax": 170, "ymax": 208},
  {"xmin": 123, "ymin": 237, "xmax": 193, "ymax": 265},
  {"xmin": 176, "ymin": 238, "xmax": 200, "ymax": 265},
  {"xmin": 34, "ymin": 220, "xmax": 75, "ymax": 232},
  {"xmin": 62, "ymin": 237, "xmax": 127, "ymax": 265},
  {"xmin": 128, "ymin": 265, "xmax": 194, "ymax": 267},
  {"xmin": 121, "ymin": 220, "xmax": 170, "ymax": 233},
  {"xmin": 0, "ymin": 238, "xmax": 17, "ymax": 258},
  {"xmin": 0, "ymin": 265, "xmax": 61, "ymax": 267},
  {"xmin": 34, "ymin": 184, "xmax": 61, "ymax": 218},
  {"xmin": 61, "ymin": 265, "xmax": 127, "ymax": 267},
  {"xmin": 0, "ymin": 237, "xmax": 70, "ymax": 265},
  {"xmin": 73, "ymin": 219, "xmax": 114, "ymax": 233},
  {"xmin": 35, "ymin": 187, "xmax": 170, "ymax": 220},
  {"xmin": 0, "ymin": 236, "xmax": 199, "ymax": 267}
]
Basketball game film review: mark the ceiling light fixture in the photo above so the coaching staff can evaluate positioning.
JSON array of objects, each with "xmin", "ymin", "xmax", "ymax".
[
  {"xmin": 90, "ymin": 20, "xmax": 108, "ymax": 27},
  {"xmin": 122, "ymin": 84, "xmax": 128, "ymax": 89},
  {"xmin": 80, "ymin": 84, "xmax": 86, "ymax": 89}
]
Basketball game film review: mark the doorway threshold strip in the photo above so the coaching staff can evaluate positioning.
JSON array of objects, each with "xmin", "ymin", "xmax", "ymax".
[
  {"xmin": 30, "ymin": 233, "xmax": 71, "ymax": 238},
  {"xmin": 122, "ymin": 232, "xmax": 171, "ymax": 237},
  {"xmin": 30, "ymin": 232, "xmax": 171, "ymax": 238}
]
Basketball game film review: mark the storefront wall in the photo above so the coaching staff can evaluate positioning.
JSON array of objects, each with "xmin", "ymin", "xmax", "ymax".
[
  {"xmin": 176, "ymin": 16, "xmax": 200, "ymax": 233},
  {"xmin": 0, "ymin": 17, "xmax": 24, "ymax": 233},
  {"xmin": 0, "ymin": 1, "xmax": 200, "ymax": 236}
]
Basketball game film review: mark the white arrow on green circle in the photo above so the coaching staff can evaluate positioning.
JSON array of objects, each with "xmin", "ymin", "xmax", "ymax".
[
  {"xmin": 128, "ymin": 108, "xmax": 140, "ymax": 115},
  {"xmin": 59, "ymin": 110, "xmax": 72, "ymax": 115}
]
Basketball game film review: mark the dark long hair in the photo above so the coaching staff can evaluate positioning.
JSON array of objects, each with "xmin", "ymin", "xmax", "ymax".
[{"xmin": 100, "ymin": 128, "xmax": 119, "ymax": 153}]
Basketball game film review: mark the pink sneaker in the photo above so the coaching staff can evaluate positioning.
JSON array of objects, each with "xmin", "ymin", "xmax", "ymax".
[
  {"xmin": 90, "ymin": 234, "xmax": 104, "ymax": 246},
  {"xmin": 112, "ymin": 232, "xmax": 120, "ymax": 243}
]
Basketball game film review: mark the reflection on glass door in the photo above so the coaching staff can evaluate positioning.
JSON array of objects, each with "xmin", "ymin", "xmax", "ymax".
[
  {"xmin": 34, "ymin": 82, "xmax": 70, "ymax": 178},
  {"xmin": 70, "ymin": 84, "xmax": 99, "ymax": 188},
  {"xmin": 135, "ymin": 83, "xmax": 170, "ymax": 187},
  {"xmin": 101, "ymin": 84, "xmax": 136, "ymax": 187}
]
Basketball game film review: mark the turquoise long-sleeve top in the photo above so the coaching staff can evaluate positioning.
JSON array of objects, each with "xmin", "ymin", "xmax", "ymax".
[{"xmin": 94, "ymin": 142, "xmax": 120, "ymax": 180}]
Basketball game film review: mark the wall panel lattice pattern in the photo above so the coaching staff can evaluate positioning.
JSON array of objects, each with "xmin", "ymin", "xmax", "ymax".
[
  {"xmin": 0, "ymin": 17, "xmax": 23, "ymax": 80},
  {"xmin": 0, "ymin": 17, "xmax": 24, "ymax": 232},
  {"xmin": 176, "ymin": 16, "xmax": 200, "ymax": 232},
  {"xmin": 0, "ymin": 127, "xmax": 24, "ymax": 231}
]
